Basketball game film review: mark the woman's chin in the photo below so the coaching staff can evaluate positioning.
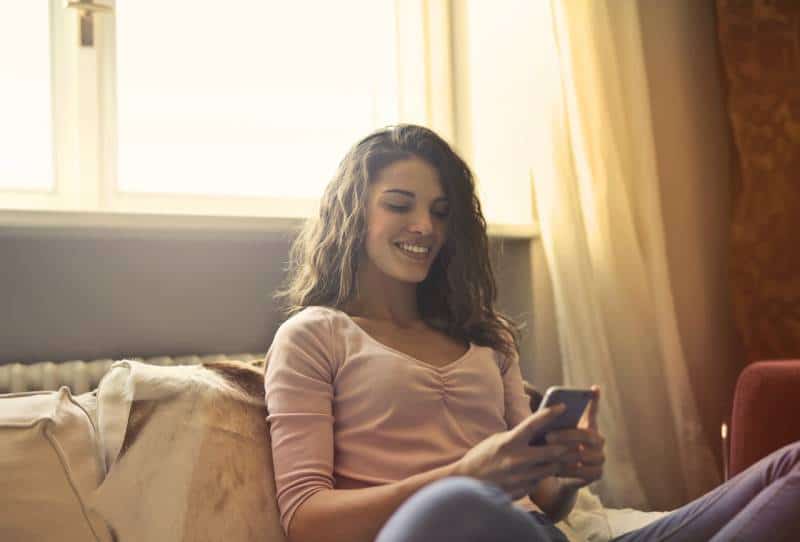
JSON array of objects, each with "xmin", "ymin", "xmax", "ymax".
[
  {"xmin": 386, "ymin": 266, "xmax": 430, "ymax": 284},
  {"xmin": 395, "ymin": 272, "xmax": 429, "ymax": 284}
]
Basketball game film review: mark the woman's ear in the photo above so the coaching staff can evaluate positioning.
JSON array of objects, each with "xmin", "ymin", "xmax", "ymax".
[{"xmin": 522, "ymin": 380, "xmax": 543, "ymax": 411}]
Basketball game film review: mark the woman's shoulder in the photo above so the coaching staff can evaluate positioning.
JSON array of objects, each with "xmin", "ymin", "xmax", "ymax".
[
  {"xmin": 273, "ymin": 305, "xmax": 349, "ymax": 343},
  {"xmin": 267, "ymin": 307, "xmax": 344, "ymax": 371},
  {"xmin": 277, "ymin": 305, "xmax": 331, "ymax": 332},
  {"xmin": 470, "ymin": 342, "xmax": 516, "ymax": 374}
]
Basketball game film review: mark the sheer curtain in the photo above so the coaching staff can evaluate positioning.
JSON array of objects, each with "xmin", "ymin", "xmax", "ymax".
[{"xmin": 529, "ymin": 0, "xmax": 720, "ymax": 510}]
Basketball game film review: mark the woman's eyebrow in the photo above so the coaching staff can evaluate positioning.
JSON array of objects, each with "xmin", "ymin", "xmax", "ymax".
[{"xmin": 382, "ymin": 189, "xmax": 448, "ymax": 202}]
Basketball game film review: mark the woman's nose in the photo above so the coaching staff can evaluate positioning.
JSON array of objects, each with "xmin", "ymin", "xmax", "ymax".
[{"xmin": 408, "ymin": 211, "xmax": 434, "ymax": 234}]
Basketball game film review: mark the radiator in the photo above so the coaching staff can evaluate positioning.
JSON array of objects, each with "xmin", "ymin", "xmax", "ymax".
[{"xmin": 0, "ymin": 353, "xmax": 266, "ymax": 395}]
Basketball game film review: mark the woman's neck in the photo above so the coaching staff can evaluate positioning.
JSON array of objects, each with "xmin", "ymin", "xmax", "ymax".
[{"xmin": 346, "ymin": 267, "xmax": 422, "ymax": 326}]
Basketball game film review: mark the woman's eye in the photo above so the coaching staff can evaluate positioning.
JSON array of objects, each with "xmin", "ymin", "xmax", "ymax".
[
  {"xmin": 384, "ymin": 203, "xmax": 410, "ymax": 212},
  {"xmin": 433, "ymin": 208, "xmax": 450, "ymax": 219}
]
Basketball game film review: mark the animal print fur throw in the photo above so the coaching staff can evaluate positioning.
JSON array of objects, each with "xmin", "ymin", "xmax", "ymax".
[{"xmin": 89, "ymin": 359, "xmax": 288, "ymax": 542}]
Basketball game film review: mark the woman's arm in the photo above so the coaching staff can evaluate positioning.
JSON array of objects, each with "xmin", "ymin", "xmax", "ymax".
[
  {"xmin": 290, "ymin": 405, "xmax": 570, "ymax": 542},
  {"xmin": 288, "ymin": 461, "xmax": 459, "ymax": 542}
]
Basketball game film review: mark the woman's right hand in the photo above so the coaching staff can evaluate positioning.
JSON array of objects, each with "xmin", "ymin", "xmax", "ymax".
[{"xmin": 453, "ymin": 405, "xmax": 569, "ymax": 500}]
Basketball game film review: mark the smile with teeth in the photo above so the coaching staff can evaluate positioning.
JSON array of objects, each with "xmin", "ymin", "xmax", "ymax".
[{"xmin": 395, "ymin": 242, "xmax": 431, "ymax": 258}]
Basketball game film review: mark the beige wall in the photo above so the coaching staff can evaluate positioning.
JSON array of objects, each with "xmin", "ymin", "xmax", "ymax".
[{"xmin": 639, "ymin": 0, "xmax": 742, "ymax": 466}]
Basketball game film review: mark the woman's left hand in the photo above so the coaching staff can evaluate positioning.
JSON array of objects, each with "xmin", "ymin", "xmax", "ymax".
[{"xmin": 545, "ymin": 385, "xmax": 606, "ymax": 489}]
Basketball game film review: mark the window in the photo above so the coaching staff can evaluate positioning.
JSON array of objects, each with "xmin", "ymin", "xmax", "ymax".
[
  {"xmin": 0, "ymin": 1, "xmax": 536, "ymax": 236},
  {"xmin": 112, "ymin": 1, "xmax": 398, "ymax": 200},
  {"xmin": 1, "ymin": 0, "xmax": 453, "ymax": 222},
  {"xmin": 0, "ymin": 3, "xmax": 54, "ymax": 191}
]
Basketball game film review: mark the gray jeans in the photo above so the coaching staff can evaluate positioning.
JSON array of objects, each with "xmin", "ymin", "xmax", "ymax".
[{"xmin": 375, "ymin": 441, "xmax": 800, "ymax": 542}]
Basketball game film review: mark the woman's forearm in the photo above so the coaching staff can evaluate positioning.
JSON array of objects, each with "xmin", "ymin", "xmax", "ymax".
[{"xmin": 288, "ymin": 461, "xmax": 460, "ymax": 542}]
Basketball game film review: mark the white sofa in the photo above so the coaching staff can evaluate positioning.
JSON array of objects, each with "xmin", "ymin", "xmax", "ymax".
[{"xmin": 0, "ymin": 358, "xmax": 666, "ymax": 542}]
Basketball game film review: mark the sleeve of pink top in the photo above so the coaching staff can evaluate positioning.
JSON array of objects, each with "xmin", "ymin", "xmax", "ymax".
[
  {"xmin": 264, "ymin": 310, "xmax": 337, "ymax": 537},
  {"xmin": 498, "ymin": 350, "xmax": 534, "ymax": 429}
]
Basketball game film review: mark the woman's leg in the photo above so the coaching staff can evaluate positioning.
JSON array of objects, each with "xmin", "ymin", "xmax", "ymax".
[
  {"xmin": 612, "ymin": 441, "xmax": 800, "ymax": 542},
  {"xmin": 374, "ymin": 476, "xmax": 566, "ymax": 542}
]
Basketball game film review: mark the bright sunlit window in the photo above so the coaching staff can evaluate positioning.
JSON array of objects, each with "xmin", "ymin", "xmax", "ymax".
[
  {"xmin": 114, "ymin": 0, "xmax": 399, "ymax": 199},
  {"xmin": 0, "ymin": 4, "xmax": 53, "ymax": 191},
  {"xmin": 0, "ymin": 1, "xmax": 459, "ymax": 226}
]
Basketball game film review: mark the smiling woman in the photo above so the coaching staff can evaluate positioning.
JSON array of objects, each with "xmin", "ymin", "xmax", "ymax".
[
  {"xmin": 276, "ymin": 124, "xmax": 514, "ymax": 359},
  {"xmin": 266, "ymin": 124, "xmax": 547, "ymax": 542},
  {"xmin": 362, "ymin": 157, "xmax": 449, "ymax": 285}
]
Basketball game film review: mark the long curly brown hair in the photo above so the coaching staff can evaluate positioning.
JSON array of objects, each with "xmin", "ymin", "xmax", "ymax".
[{"xmin": 276, "ymin": 124, "xmax": 520, "ymax": 360}]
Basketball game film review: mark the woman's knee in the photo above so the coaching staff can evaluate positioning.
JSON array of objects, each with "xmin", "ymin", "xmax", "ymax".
[
  {"xmin": 758, "ymin": 441, "xmax": 800, "ymax": 478},
  {"xmin": 409, "ymin": 476, "xmax": 510, "ymax": 514},
  {"xmin": 778, "ymin": 440, "xmax": 800, "ymax": 471},
  {"xmin": 376, "ymin": 477, "xmax": 530, "ymax": 542},
  {"xmin": 391, "ymin": 476, "xmax": 513, "ymax": 529}
]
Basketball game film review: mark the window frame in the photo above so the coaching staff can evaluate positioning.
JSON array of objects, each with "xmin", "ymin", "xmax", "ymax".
[{"xmin": 2, "ymin": 0, "xmax": 83, "ymax": 211}]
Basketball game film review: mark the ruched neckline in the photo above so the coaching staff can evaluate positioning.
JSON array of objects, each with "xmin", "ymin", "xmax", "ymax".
[{"xmin": 332, "ymin": 307, "xmax": 475, "ymax": 371}]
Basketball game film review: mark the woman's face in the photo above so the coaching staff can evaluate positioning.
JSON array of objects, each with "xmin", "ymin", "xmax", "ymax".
[{"xmin": 361, "ymin": 156, "xmax": 449, "ymax": 285}]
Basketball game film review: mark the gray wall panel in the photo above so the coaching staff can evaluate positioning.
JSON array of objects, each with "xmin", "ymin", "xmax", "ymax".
[{"xmin": 1, "ymin": 229, "xmax": 536, "ymax": 369}]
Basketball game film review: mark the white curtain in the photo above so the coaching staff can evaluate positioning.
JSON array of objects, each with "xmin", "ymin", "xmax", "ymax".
[{"xmin": 529, "ymin": 0, "xmax": 720, "ymax": 510}]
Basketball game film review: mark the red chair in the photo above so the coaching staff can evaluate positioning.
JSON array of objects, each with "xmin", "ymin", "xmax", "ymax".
[{"xmin": 728, "ymin": 360, "xmax": 800, "ymax": 478}]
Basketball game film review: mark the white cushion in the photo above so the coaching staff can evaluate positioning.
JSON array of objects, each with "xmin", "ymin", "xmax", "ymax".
[
  {"xmin": 556, "ymin": 485, "xmax": 669, "ymax": 541},
  {"xmin": 0, "ymin": 387, "xmax": 113, "ymax": 541}
]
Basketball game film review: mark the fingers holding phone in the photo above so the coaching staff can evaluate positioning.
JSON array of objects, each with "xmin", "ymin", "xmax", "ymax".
[
  {"xmin": 530, "ymin": 385, "xmax": 606, "ymax": 488},
  {"xmin": 454, "ymin": 404, "xmax": 575, "ymax": 500},
  {"xmin": 581, "ymin": 384, "xmax": 600, "ymax": 431},
  {"xmin": 546, "ymin": 427, "xmax": 605, "ymax": 483}
]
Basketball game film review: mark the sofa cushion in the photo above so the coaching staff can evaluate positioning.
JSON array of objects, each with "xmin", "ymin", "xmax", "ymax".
[
  {"xmin": 89, "ymin": 359, "xmax": 287, "ymax": 542},
  {"xmin": 0, "ymin": 387, "xmax": 114, "ymax": 541}
]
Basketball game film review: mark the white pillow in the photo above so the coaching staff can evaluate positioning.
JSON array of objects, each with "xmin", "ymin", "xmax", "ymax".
[
  {"xmin": 556, "ymin": 486, "xmax": 670, "ymax": 542},
  {"xmin": 0, "ymin": 387, "xmax": 114, "ymax": 541}
]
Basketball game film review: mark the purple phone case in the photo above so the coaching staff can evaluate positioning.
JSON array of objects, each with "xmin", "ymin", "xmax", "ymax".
[{"xmin": 529, "ymin": 388, "xmax": 593, "ymax": 446}]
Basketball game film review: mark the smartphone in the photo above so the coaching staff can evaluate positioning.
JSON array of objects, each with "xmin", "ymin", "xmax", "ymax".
[{"xmin": 529, "ymin": 386, "xmax": 594, "ymax": 446}]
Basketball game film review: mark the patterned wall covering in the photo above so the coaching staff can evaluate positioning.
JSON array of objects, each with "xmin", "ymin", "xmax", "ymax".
[{"xmin": 716, "ymin": 0, "xmax": 800, "ymax": 363}]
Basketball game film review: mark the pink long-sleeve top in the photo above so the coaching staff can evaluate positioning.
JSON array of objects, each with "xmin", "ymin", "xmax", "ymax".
[{"xmin": 263, "ymin": 305, "xmax": 537, "ymax": 535}]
